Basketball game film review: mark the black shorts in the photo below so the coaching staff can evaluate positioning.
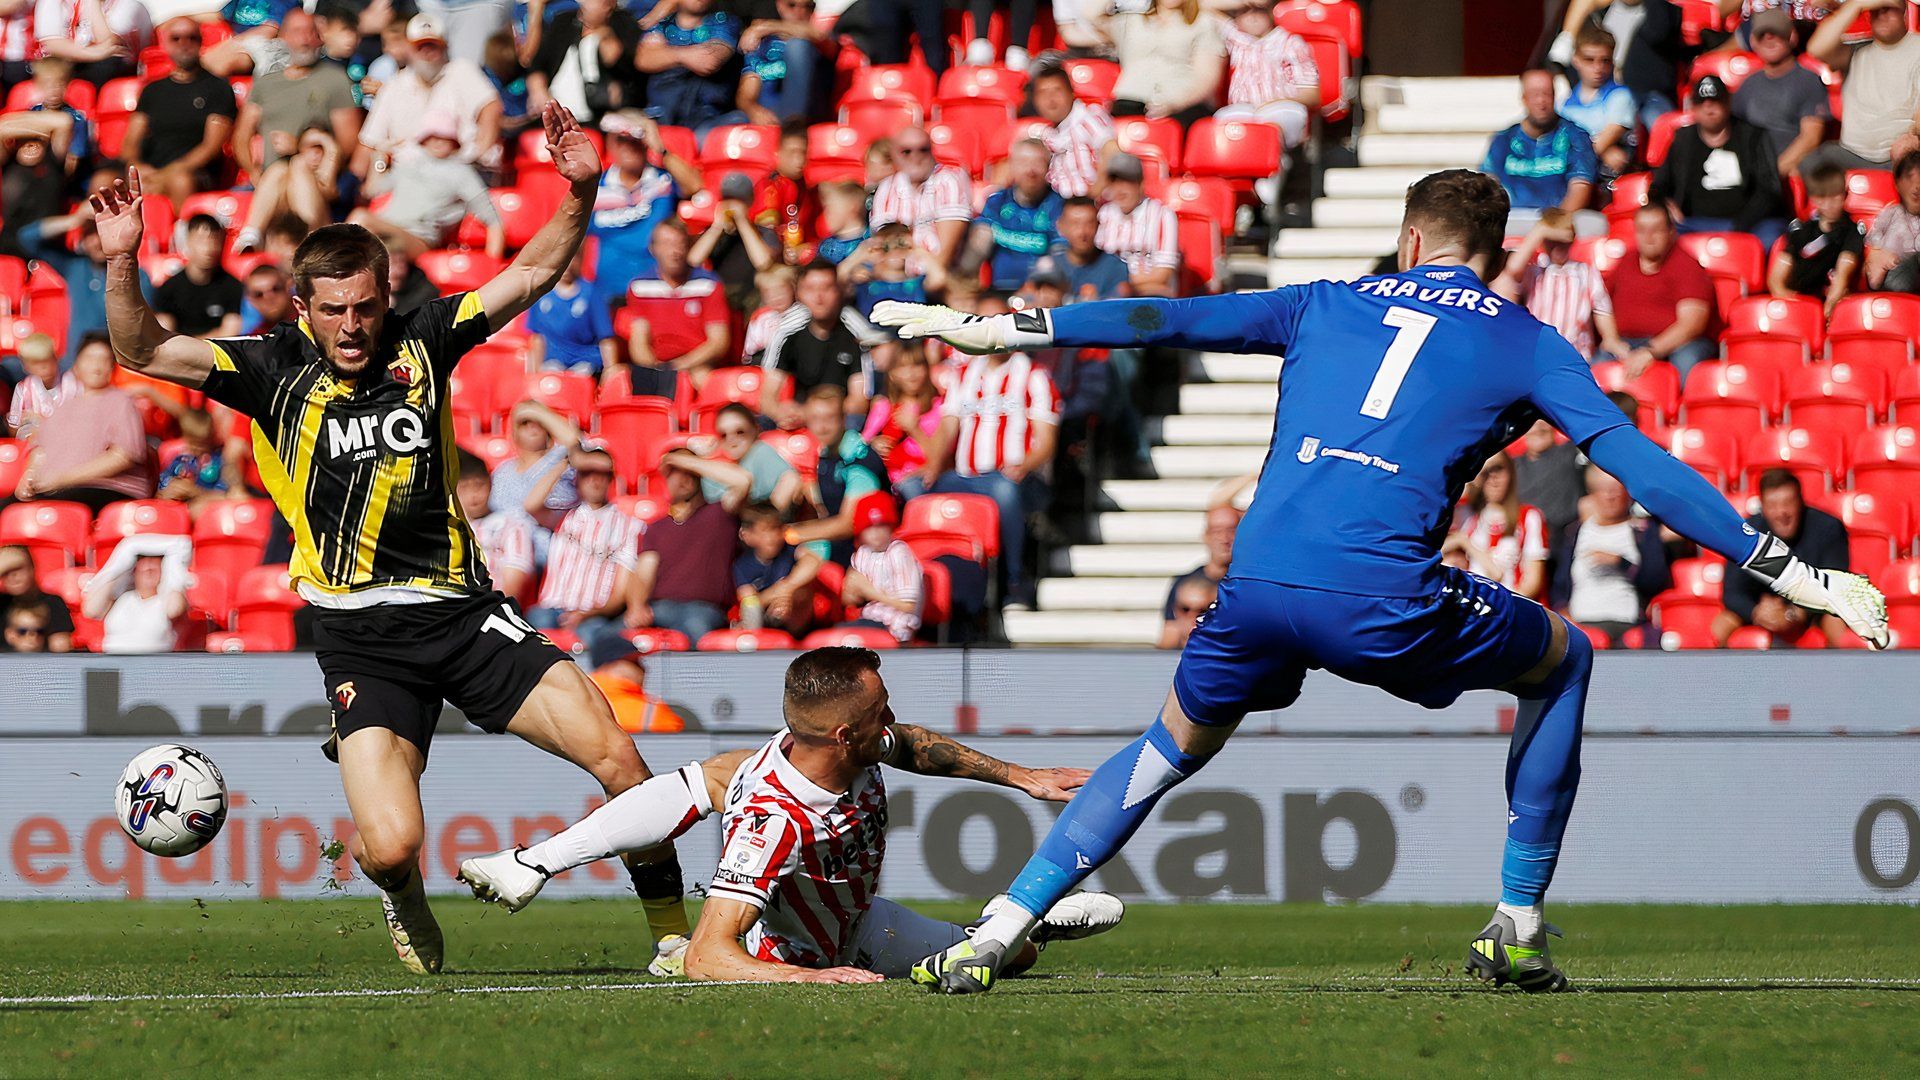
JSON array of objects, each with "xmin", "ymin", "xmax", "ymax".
[{"xmin": 315, "ymin": 591, "xmax": 570, "ymax": 761}]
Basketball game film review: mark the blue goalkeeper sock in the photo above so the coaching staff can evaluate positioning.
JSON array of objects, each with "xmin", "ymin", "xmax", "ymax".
[
  {"xmin": 1500, "ymin": 625, "xmax": 1592, "ymax": 907},
  {"xmin": 989, "ymin": 716, "xmax": 1213, "ymax": 941}
]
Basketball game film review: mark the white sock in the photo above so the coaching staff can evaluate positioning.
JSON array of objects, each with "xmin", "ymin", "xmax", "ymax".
[
  {"xmin": 522, "ymin": 763, "xmax": 711, "ymax": 873},
  {"xmin": 1497, "ymin": 901, "xmax": 1543, "ymax": 945},
  {"xmin": 972, "ymin": 901, "xmax": 1041, "ymax": 954}
]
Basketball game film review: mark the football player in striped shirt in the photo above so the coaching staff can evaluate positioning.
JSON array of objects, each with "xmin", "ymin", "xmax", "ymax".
[{"xmin": 459, "ymin": 647, "xmax": 1124, "ymax": 982}]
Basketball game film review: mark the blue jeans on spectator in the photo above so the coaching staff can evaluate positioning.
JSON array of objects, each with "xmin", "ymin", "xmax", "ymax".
[
  {"xmin": 650, "ymin": 599, "xmax": 728, "ymax": 642},
  {"xmin": 932, "ymin": 469, "xmax": 1049, "ymax": 604},
  {"xmin": 769, "ymin": 40, "xmax": 822, "ymax": 121},
  {"xmin": 525, "ymin": 607, "xmax": 620, "ymax": 649},
  {"xmin": 1602, "ymin": 336, "xmax": 1719, "ymax": 384},
  {"xmin": 895, "ymin": 473, "xmax": 932, "ymax": 502},
  {"xmin": 1634, "ymin": 91, "xmax": 1678, "ymax": 141},
  {"xmin": 1676, "ymin": 215, "xmax": 1788, "ymax": 257}
]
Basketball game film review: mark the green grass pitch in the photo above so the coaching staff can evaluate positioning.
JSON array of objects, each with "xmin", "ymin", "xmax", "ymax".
[{"xmin": 3, "ymin": 899, "xmax": 1916, "ymax": 1077}]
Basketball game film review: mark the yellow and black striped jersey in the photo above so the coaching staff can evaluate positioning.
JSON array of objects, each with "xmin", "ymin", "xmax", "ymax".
[{"xmin": 200, "ymin": 293, "xmax": 493, "ymax": 606}]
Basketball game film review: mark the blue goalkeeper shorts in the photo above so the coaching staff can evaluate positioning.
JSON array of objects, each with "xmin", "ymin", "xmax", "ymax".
[{"xmin": 1172, "ymin": 568, "xmax": 1555, "ymax": 726}]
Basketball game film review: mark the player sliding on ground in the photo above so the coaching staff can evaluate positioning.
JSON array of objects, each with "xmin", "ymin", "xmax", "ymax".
[
  {"xmin": 90, "ymin": 103, "xmax": 697, "ymax": 977},
  {"xmin": 873, "ymin": 170, "xmax": 1891, "ymax": 995},
  {"xmin": 457, "ymin": 647, "xmax": 1125, "ymax": 982}
]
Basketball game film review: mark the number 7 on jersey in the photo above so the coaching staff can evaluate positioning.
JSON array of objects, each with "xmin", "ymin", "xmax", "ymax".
[{"xmin": 1360, "ymin": 306, "xmax": 1438, "ymax": 420}]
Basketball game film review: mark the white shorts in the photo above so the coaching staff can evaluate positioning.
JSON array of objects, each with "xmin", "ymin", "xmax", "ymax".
[
  {"xmin": 843, "ymin": 898, "xmax": 971, "ymax": 978},
  {"xmin": 1215, "ymin": 101, "xmax": 1312, "ymax": 150}
]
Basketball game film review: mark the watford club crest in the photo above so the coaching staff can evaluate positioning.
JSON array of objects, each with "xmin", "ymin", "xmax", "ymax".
[
  {"xmin": 335, "ymin": 682, "xmax": 357, "ymax": 711},
  {"xmin": 390, "ymin": 357, "xmax": 423, "ymax": 386}
]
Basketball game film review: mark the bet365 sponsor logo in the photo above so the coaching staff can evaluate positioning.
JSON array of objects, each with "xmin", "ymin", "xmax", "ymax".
[{"xmin": 325, "ymin": 408, "xmax": 432, "ymax": 462}]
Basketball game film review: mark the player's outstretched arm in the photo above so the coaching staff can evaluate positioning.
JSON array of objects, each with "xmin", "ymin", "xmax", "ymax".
[
  {"xmin": 682, "ymin": 896, "xmax": 883, "ymax": 984},
  {"xmin": 871, "ymin": 291, "xmax": 1297, "ymax": 356},
  {"xmin": 1584, "ymin": 425, "xmax": 1891, "ymax": 648},
  {"xmin": 475, "ymin": 102, "xmax": 602, "ymax": 328},
  {"xmin": 884, "ymin": 723, "xmax": 1089, "ymax": 802},
  {"xmin": 92, "ymin": 172, "xmax": 217, "ymax": 388}
]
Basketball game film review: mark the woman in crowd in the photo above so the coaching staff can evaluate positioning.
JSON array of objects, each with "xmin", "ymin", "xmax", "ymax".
[
  {"xmin": 1446, "ymin": 453, "xmax": 1550, "ymax": 601},
  {"xmin": 865, "ymin": 347, "xmax": 946, "ymax": 499}
]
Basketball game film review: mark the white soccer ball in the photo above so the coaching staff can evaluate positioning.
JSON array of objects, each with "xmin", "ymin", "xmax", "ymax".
[{"xmin": 114, "ymin": 744, "xmax": 228, "ymax": 857}]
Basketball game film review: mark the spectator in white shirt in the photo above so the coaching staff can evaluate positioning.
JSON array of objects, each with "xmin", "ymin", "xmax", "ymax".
[
  {"xmin": 34, "ymin": 0, "xmax": 145, "ymax": 86},
  {"xmin": 1553, "ymin": 466, "xmax": 1670, "ymax": 647},
  {"xmin": 1027, "ymin": 64, "xmax": 1116, "ymax": 198},
  {"xmin": 526, "ymin": 445, "xmax": 641, "ymax": 641},
  {"xmin": 4, "ymin": 333, "xmax": 76, "ymax": 440},
  {"xmin": 868, "ymin": 125, "xmax": 973, "ymax": 271},
  {"xmin": 1094, "ymin": 151, "xmax": 1180, "ymax": 297},
  {"xmin": 83, "ymin": 534, "xmax": 190, "ymax": 654},
  {"xmin": 356, "ymin": 14, "xmax": 503, "ymax": 180},
  {"xmin": 840, "ymin": 491, "xmax": 922, "ymax": 643},
  {"xmin": 1866, "ymin": 151, "xmax": 1920, "ymax": 291},
  {"xmin": 457, "ymin": 450, "xmax": 535, "ymax": 605}
]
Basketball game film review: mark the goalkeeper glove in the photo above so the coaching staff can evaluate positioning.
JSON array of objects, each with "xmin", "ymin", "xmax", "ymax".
[
  {"xmin": 869, "ymin": 301, "xmax": 1056, "ymax": 355},
  {"xmin": 1742, "ymin": 533, "xmax": 1891, "ymax": 649}
]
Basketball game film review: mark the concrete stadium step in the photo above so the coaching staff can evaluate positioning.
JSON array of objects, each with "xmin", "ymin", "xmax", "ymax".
[
  {"xmin": 1324, "ymin": 166, "xmax": 1433, "ymax": 199},
  {"xmin": 1364, "ymin": 75, "xmax": 1522, "ymax": 117},
  {"xmin": 1266, "ymin": 257, "xmax": 1378, "ymax": 285},
  {"xmin": 1100, "ymin": 479, "xmax": 1229, "ymax": 511},
  {"xmin": 1038, "ymin": 576, "xmax": 1176, "ymax": 611},
  {"xmin": 1373, "ymin": 103, "xmax": 1519, "ymax": 136},
  {"xmin": 1091, "ymin": 511, "xmax": 1205, "ymax": 544},
  {"xmin": 1355, "ymin": 133, "xmax": 1489, "ymax": 168},
  {"xmin": 1149, "ymin": 445, "xmax": 1268, "ymax": 478},
  {"xmin": 1178, "ymin": 382, "xmax": 1279, "ymax": 415},
  {"xmin": 1052, "ymin": 544, "xmax": 1206, "ymax": 577},
  {"xmin": 1197, "ymin": 353, "xmax": 1282, "ymax": 383},
  {"xmin": 1159, "ymin": 414, "xmax": 1274, "ymax": 445},
  {"xmin": 1310, "ymin": 198, "xmax": 1407, "ymax": 228},
  {"xmin": 1001, "ymin": 608, "xmax": 1160, "ymax": 646},
  {"xmin": 1273, "ymin": 226, "xmax": 1400, "ymax": 260}
]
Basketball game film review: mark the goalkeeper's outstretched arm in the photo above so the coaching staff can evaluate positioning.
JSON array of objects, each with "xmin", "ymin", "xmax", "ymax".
[{"xmin": 872, "ymin": 293, "xmax": 1298, "ymax": 355}]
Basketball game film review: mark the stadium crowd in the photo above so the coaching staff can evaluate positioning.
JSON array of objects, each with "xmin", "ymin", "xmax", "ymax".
[{"xmin": 0, "ymin": 0, "xmax": 1350, "ymax": 660}]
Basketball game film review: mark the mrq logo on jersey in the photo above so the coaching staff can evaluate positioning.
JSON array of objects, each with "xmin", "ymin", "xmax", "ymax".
[{"xmin": 325, "ymin": 408, "xmax": 433, "ymax": 462}]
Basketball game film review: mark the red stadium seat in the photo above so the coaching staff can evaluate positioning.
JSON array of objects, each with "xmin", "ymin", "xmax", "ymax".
[
  {"xmin": 1606, "ymin": 172, "xmax": 1653, "ymax": 221},
  {"xmin": 416, "ymin": 250, "xmax": 506, "ymax": 293},
  {"xmin": 1678, "ymin": 0, "xmax": 1734, "ymax": 45},
  {"xmin": 1668, "ymin": 557, "xmax": 1727, "ymax": 599},
  {"xmin": 0, "ymin": 501, "xmax": 92, "ymax": 574},
  {"xmin": 693, "ymin": 366, "xmax": 780, "ymax": 429},
  {"xmin": 842, "ymin": 64, "xmax": 936, "ymax": 110},
  {"xmin": 232, "ymin": 564, "xmax": 301, "ymax": 651},
  {"xmin": 699, "ymin": 124, "xmax": 780, "ymax": 172},
  {"xmin": 191, "ymin": 497, "xmax": 274, "ymax": 600},
  {"xmin": 1644, "ymin": 110, "xmax": 1693, "ymax": 168},
  {"xmin": 1682, "ymin": 360, "xmax": 1782, "ymax": 436},
  {"xmin": 1293, "ymin": 28, "xmax": 1353, "ymax": 120},
  {"xmin": 1725, "ymin": 626, "xmax": 1777, "ymax": 650},
  {"xmin": 621, "ymin": 627, "xmax": 691, "ymax": 653},
  {"xmin": 1112, "ymin": 117, "xmax": 1183, "ymax": 173},
  {"xmin": 1676, "ymin": 233, "xmax": 1764, "ymax": 317},
  {"xmin": 1690, "ymin": 50, "xmax": 1761, "ymax": 91},
  {"xmin": 1828, "ymin": 293, "xmax": 1920, "ymax": 378},
  {"xmin": 614, "ymin": 493, "xmax": 670, "ymax": 523},
  {"xmin": 1837, "ymin": 490, "xmax": 1912, "ymax": 570},
  {"xmin": 599, "ymin": 398, "xmax": 674, "ymax": 489},
  {"xmin": 801, "ymin": 626, "xmax": 901, "ymax": 650},
  {"xmin": 900, "ymin": 493, "xmax": 1000, "ymax": 559},
  {"xmin": 1175, "ymin": 212, "xmax": 1224, "ymax": 292},
  {"xmin": 447, "ymin": 368, "xmax": 501, "ymax": 434},
  {"xmin": 759, "ymin": 428, "xmax": 819, "ymax": 478},
  {"xmin": 1569, "ymin": 235, "xmax": 1630, "ymax": 276},
  {"xmin": 1649, "ymin": 589, "xmax": 1722, "ymax": 645},
  {"xmin": 841, "ymin": 97, "xmax": 923, "ymax": 141},
  {"xmin": 1894, "ymin": 365, "xmax": 1920, "ymax": 422},
  {"xmin": 928, "ymin": 117, "xmax": 1001, "ymax": 176},
  {"xmin": 461, "ymin": 434, "xmax": 516, "ymax": 471},
  {"xmin": 1062, "ymin": 58, "xmax": 1120, "ymax": 103},
  {"xmin": 0, "ymin": 439, "xmax": 26, "ymax": 496},
  {"xmin": 653, "ymin": 124, "xmax": 698, "ymax": 165},
  {"xmin": 1667, "ymin": 424, "xmax": 1743, "ymax": 488},
  {"xmin": 5, "ymin": 79, "xmax": 94, "ymax": 113},
  {"xmin": 95, "ymin": 76, "xmax": 142, "ymax": 116},
  {"xmin": 91, "ymin": 500, "xmax": 191, "ymax": 564},
  {"xmin": 1786, "ymin": 362, "xmax": 1887, "ymax": 436},
  {"xmin": 1591, "ymin": 359, "xmax": 1682, "ymax": 424},
  {"xmin": 808, "ymin": 122, "xmax": 867, "ymax": 168},
  {"xmin": 177, "ymin": 190, "xmax": 251, "ymax": 233},
  {"xmin": 1743, "ymin": 426, "xmax": 1846, "ymax": 493},
  {"xmin": 1722, "ymin": 294, "xmax": 1823, "ymax": 357},
  {"xmin": 1276, "ymin": 0, "xmax": 1366, "ymax": 58},
  {"xmin": 523, "ymin": 371, "xmax": 596, "ymax": 427},
  {"xmin": 937, "ymin": 65, "xmax": 1026, "ymax": 108},
  {"xmin": 1183, "ymin": 118, "xmax": 1282, "ymax": 185},
  {"xmin": 917, "ymin": 556, "xmax": 952, "ymax": 637},
  {"xmin": 1850, "ymin": 425, "xmax": 1920, "ymax": 503},
  {"xmin": 697, "ymin": 628, "xmax": 799, "ymax": 652},
  {"xmin": 456, "ymin": 187, "xmax": 554, "ymax": 251},
  {"xmin": 1845, "ymin": 169, "xmax": 1895, "ymax": 226},
  {"xmin": 931, "ymin": 98, "xmax": 1014, "ymax": 138},
  {"xmin": 1879, "ymin": 558, "xmax": 1920, "ymax": 609},
  {"xmin": 1151, "ymin": 176, "xmax": 1237, "ymax": 234},
  {"xmin": 207, "ymin": 629, "xmax": 291, "ymax": 653}
]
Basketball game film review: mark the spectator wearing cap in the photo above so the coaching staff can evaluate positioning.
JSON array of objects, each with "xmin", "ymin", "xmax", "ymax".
[
  {"xmin": 154, "ymin": 215, "xmax": 245, "ymax": 339},
  {"xmin": 122, "ymin": 18, "xmax": 238, "ymax": 208},
  {"xmin": 4, "ymin": 334, "xmax": 75, "ymax": 440},
  {"xmin": 1733, "ymin": 8, "xmax": 1830, "ymax": 178},
  {"xmin": 527, "ymin": 249, "xmax": 619, "ymax": 375},
  {"xmin": 7, "ymin": 336, "xmax": 150, "ymax": 513},
  {"xmin": 1559, "ymin": 25, "xmax": 1635, "ymax": 178},
  {"xmin": 629, "ymin": 449, "xmax": 743, "ymax": 642},
  {"xmin": 870, "ymin": 126, "xmax": 975, "ymax": 272},
  {"xmin": 414, "ymin": 0, "xmax": 512, "ymax": 66},
  {"xmin": 526, "ymin": 0, "xmax": 643, "ymax": 124},
  {"xmin": 233, "ymin": 7, "xmax": 362, "ymax": 213},
  {"xmin": 1806, "ymin": 0, "xmax": 1920, "ymax": 172},
  {"xmin": 591, "ymin": 111, "xmax": 705, "ymax": 308},
  {"xmin": 638, "ymin": 0, "xmax": 746, "ymax": 137},
  {"xmin": 1483, "ymin": 69, "xmax": 1605, "ymax": 237},
  {"xmin": 1713, "ymin": 469, "xmax": 1851, "ymax": 646},
  {"xmin": 734, "ymin": 500, "xmax": 822, "ymax": 638},
  {"xmin": 735, "ymin": 0, "xmax": 829, "ymax": 125},
  {"xmin": 357, "ymin": 14, "xmax": 503, "ymax": 178},
  {"xmin": 1095, "ymin": 152, "xmax": 1180, "ymax": 297},
  {"xmin": 840, "ymin": 492, "xmax": 921, "ymax": 643},
  {"xmin": 614, "ymin": 220, "xmax": 732, "ymax": 400},
  {"xmin": 33, "ymin": 0, "xmax": 143, "ymax": 86},
  {"xmin": 0, "ymin": 544, "xmax": 73, "ymax": 652},
  {"xmin": 1650, "ymin": 74, "xmax": 1790, "ymax": 252},
  {"xmin": 1552, "ymin": 465, "xmax": 1670, "ymax": 647},
  {"xmin": 1055, "ymin": 196, "xmax": 1131, "ymax": 301},
  {"xmin": 1600, "ymin": 204, "xmax": 1719, "ymax": 382},
  {"xmin": 528, "ymin": 442, "xmax": 641, "ymax": 640},
  {"xmin": 1771, "ymin": 162, "xmax": 1864, "ymax": 313},
  {"xmin": 1105, "ymin": 0, "xmax": 1225, "ymax": 129},
  {"xmin": 587, "ymin": 633, "xmax": 686, "ymax": 733},
  {"xmin": 1027, "ymin": 64, "xmax": 1117, "ymax": 199},
  {"xmin": 456, "ymin": 449, "xmax": 535, "ymax": 605},
  {"xmin": 761, "ymin": 261, "xmax": 885, "ymax": 425},
  {"xmin": 1865, "ymin": 152, "xmax": 1920, "ymax": 290},
  {"xmin": 349, "ymin": 110, "xmax": 507, "ymax": 259},
  {"xmin": 964, "ymin": 139, "xmax": 1066, "ymax": 292},
  {"xmin": 1492, "ymin": 207, "xmax": 1630, "ymax": 362}
]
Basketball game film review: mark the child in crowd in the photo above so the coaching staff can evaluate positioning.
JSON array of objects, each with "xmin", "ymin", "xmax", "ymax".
[
  {"xmin": 349, "ymin": 112, "xmax": 505, "ymax": 258},
  {"xmin": 154, "ymin": 408, "xmax": 235, "ymax": 518},
  {"xmin": 841, "ymin": 221, "xmax": 946, "ymax": 320},
  {"xmin": 528, "ymin": 250, "xmax": 617, "ymax": 374},
  {"xmin": 1491, "ymin": 207, "xmax": 1627, "ymax": 362},
  {"xmin": 840, "ymin": 492, "xmax": 922, "ymax": 643},
  {"xmin": 733, "ymin": 501, "xmax": 823, "ymax": 637},
  {"xmin": 863, "ymin": 346, "xmax": 945, "ymax": 493},
  {"xmin": 742, "ymin": 264, "xmax": 798, "ymax": 363},
  {"xmin": 1770, "ymin": 163, "xmax": 1863, "ymax": 318},
  {"xmin": 815, "ymin": 181, "xmax": 871, "ymax": 266},
  {"xmin": 4, "ymin": 334, "xmax": 75, "ymax": 440},
  {"xmin": 752, "ymin": 120, "xmax": 818, "ymax": 262}
]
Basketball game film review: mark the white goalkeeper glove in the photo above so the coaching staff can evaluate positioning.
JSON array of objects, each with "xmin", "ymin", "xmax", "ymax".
[
  {"xmin": 869, "ymin": 301, "xmax": 1056, "ymax": 355},
  {"xmin": 1742, "ymin": 533, "xmax": 1891, "ymax": 649}
]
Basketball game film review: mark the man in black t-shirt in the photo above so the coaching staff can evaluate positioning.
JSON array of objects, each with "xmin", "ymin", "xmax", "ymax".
[
  {"xmin": 154, "ymin": 215, "xmax": 245, "ymax": 338},
  {"xmin": 759, "ymin": 260, "xmax": 882, "ymax": 425},
  {"xmin": 1769, "ymin": 163, "xmax": 1865, "ymax": 315},
  {"xmin": 122, "ymin": 19, "xmax": 238, "ymax": 207}
]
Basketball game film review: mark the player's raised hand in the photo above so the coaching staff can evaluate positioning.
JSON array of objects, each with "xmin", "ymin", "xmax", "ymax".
[
  {"xmin": 790, "ymin": 966, "xmax": 885, "ymax": 984},
  {"xmin": 1017, "ymin": 766, "xmax": 1092, "ymax": 803},
  {"xmin": 543, "ymin": 101, "xmax": 602, "ymax": 188},
  {"xmin": 87, "ymin": 170, "xmax": 145, "ymax": 259}
]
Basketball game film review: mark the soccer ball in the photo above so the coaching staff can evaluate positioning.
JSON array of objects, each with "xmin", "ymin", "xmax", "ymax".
[{"xmin": 114, "ymin": 744, "xmax": 228, "ymax": 857}]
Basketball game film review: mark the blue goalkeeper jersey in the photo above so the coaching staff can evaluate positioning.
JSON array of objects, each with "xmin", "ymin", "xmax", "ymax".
[{"xmin": 1049, "ymin": 266, "xmax": 1638, "ymax": 598}]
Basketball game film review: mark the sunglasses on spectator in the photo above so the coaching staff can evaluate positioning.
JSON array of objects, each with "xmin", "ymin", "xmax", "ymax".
[
  {"xmin": 6, "ymin": 622, "xmax": 45, "ymax": 637},
  {"xmin": 249, "ymin": 284, "xmax": 285, "ymax": 298},
  {"xmin": 167, "ymin": 30, "xmax": 202, "ymax": 42}
]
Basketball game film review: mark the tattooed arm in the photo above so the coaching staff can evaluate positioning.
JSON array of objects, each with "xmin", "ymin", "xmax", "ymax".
[{"xmin": 883, "ymin": 724, "xmax": 1089, "ymax": 803}]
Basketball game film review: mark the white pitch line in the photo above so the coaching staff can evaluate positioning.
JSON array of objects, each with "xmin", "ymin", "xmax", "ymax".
[{"xmin": 0, "ymin": 979, "xmax": 763, "ymax": 1006}]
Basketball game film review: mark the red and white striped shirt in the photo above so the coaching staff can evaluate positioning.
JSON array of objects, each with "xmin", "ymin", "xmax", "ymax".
[
  {"xmin": 535, "ymin": 501, "xmax": 643, "ymax": 613},
  {"xmin": 1096, "ymin": 196, "xmax": 1180, "ymax": 277},
  {"xmin": 850, "ymin": 538, "xmax": 921, "ymax": 641},
  {"xmin": 1519, "ymin": 256, "xmax": 1612, "ymax": 359},
  {"xmin": 0, "ymin": 5, "xmax": 36, "ymax": 63},
  {"xmin": 710, "ymin": 732, "xmax": 889, "ymax": 968},
  {"xmin": 5, "ymin": 371, "xmax": 76, "ymax": 434},
  {"xmin": 1222, "ymin": 23, "xmax": 1320, "ymax": 108},
  {"xmin": 1042, "ymin": 100, "xmax": 1115, "ymax": 198},
  {"xmin": 869, "ymin": 165, "xmax": 974, "ymax": 255},
  {"xmin": 1460, "ymin": 503, "xmax": 1549, "ymax": 595},
  {"xmin": 471, "ymin": 512, "xmax": 534, "ymax": 579},
  {"xmin": 948, "ymin": 352, "xmax": 1062, "ymax": 478}
]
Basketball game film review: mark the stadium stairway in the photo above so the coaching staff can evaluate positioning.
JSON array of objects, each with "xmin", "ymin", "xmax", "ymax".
[{"xmin": 1006, "ymin": 77, "xmax": 1517, "ymax": 646}]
